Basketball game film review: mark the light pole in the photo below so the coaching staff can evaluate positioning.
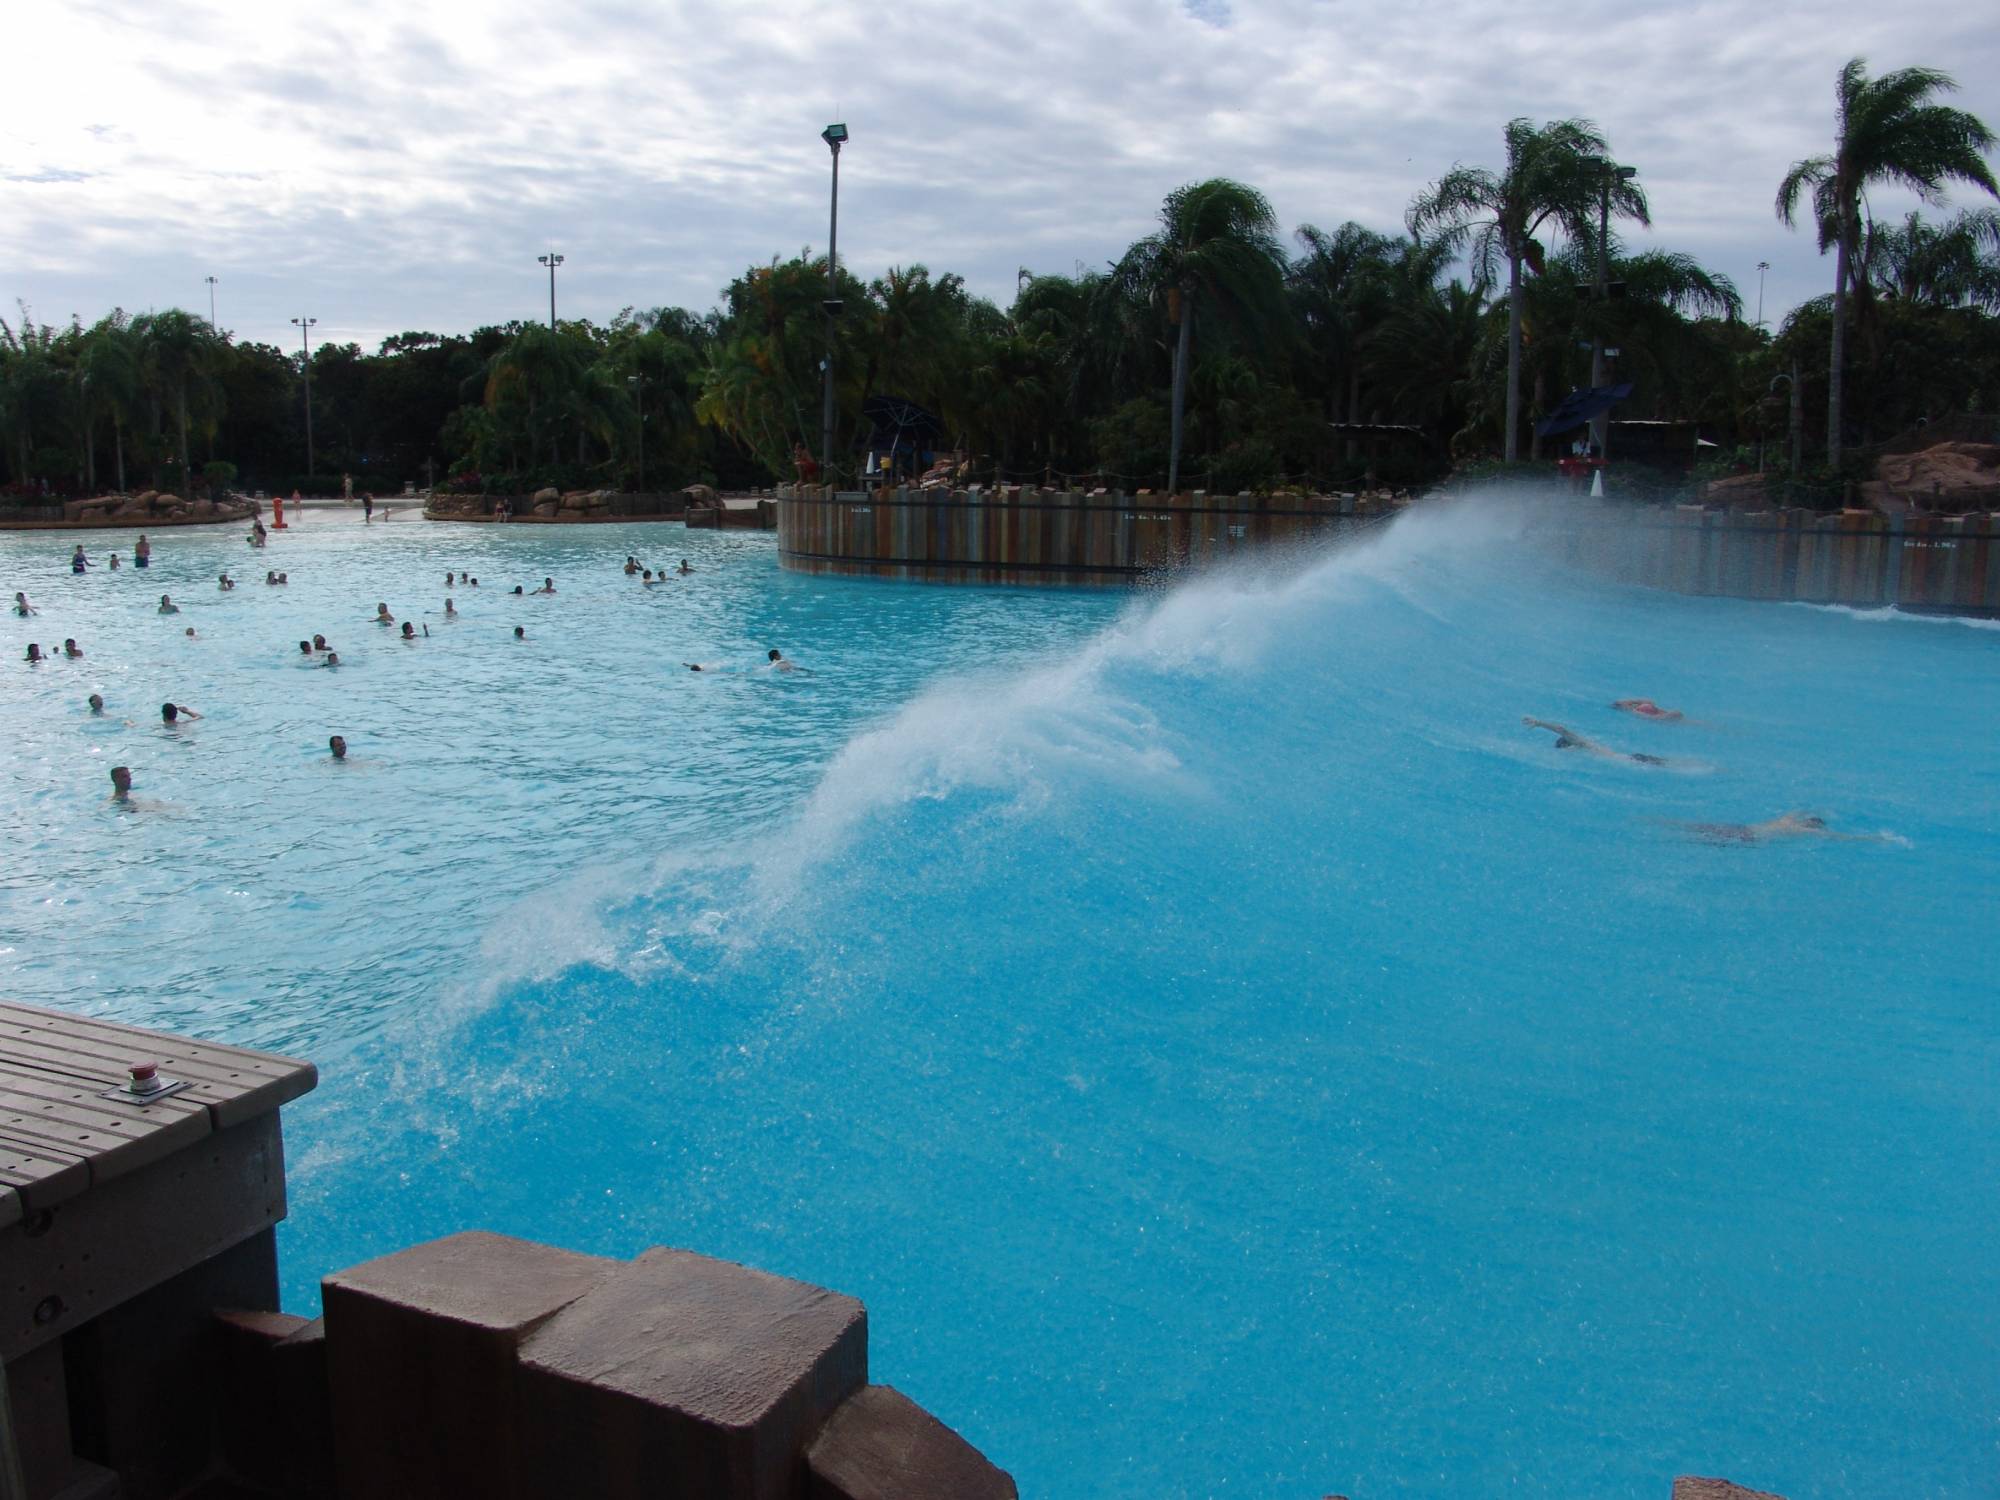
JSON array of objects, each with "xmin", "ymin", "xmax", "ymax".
[
  {"xmin": 291, "ymin": 316, "xmax": 318, "ymax": 476},
  {"xmin": 627, "ymin": 375, "xmax": 645, "ymax": 492},
  {"xmin": 204, "ymin": 276, "xmax": 219, "ymax": 329},
  {"xmin": 820, "ymin": 122, "xmax": 847, "ymax": 491},
  {"xmin": 538, "ymin": 252, "xmax": 564, "ymax": 331},
  {"xmin": 1587, "ymin": 157, "xmax": 1638, "ymax": 463},
  {"xmin": 1770, "ymin": 369, "xmax": 1801, "ymax": 481},
  {"xmin": 1755, "ymin": 261, "xmax": 1770, "ymax": 329}
]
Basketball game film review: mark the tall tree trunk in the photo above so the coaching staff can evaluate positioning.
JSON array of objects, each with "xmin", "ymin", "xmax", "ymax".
[
  {"xmin": 1529, "ymin": 365, "xmax": 1546, "ymax": 461},
  {"xmin": 1504, "ymin": 252, "xmax": 1524, "ymax": 462},
  {"xmin": 1167, "ymin": 289, "xmax": 1192, "ymax": 495},
  {"xmin": 85, "ymin": 416, "xmax": 95, "ymax": 492},
  {"xmin": 1345, "ymin": 369, "xmax": 1360, "ymax": 462},
  {"xmin": 1828, "ymin": 208, "xmax": 1850, "ymax": 472},
  {"xmin": 114, "ymin": 417, "xmax": 126, "ymax": 493},
  {"xmin": 176, "ymin": 384, "xmax": 191, "ymax": 497}
]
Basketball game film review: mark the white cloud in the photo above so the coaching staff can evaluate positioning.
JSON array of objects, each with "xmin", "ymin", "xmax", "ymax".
[{"xmin": 6, "ymin": 0, "xmax": 1997, "ymax": 350}]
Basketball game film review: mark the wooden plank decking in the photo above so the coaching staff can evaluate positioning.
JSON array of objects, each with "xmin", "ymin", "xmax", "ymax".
[{"xmin": 0, "ymin": 1000, "xmax": 316, "ymax": 1222}]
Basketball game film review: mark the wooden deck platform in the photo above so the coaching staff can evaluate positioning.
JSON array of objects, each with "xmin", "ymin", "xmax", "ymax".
[{"xmin": 0, "ymin": 1000, "xmax": 316, "ymax": 1230}]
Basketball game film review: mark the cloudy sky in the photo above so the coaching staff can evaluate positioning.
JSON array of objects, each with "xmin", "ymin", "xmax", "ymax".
[{"xmin": 8, "ymin": 0, "xmax": 1999, "ymax": 357}]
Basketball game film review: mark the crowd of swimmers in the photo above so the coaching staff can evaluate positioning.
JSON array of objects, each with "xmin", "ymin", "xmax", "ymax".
[{"xmin": 21, "ymin": 534, "xmax": 815, "ymax": 811}]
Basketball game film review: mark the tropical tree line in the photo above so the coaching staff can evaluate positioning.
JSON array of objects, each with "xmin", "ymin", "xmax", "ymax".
[{"xmin": 3, "ymin": 57, "xmax": 1993, "ymax": 504}]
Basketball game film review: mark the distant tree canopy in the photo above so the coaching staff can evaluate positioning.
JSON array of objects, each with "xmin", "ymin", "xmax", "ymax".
[{"xmin": 5, "ymin": 83, "xmax": 1996, "ymax": 503}]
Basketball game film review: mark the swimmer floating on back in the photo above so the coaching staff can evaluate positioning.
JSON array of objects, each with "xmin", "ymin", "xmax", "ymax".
[
  {"xmin": 1679, "ymin": 813, "xmax": 1893, "ymax": 846},
  {"xmin": 1613, "ymin": 698, "xmax": 1686, "ymax": 722},
  {"xmin": 1522, "ymin": 717, "xmax": 1668, "ymax": 767}
]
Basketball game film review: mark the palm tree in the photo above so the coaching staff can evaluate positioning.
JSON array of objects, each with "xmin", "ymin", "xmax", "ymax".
[
  {"xmin": 80, "ymin": 312, "xmax": 144, "ymax": 493},
  {"xmin": 1776, "ymin": 58, "xmax": 1997, "ymax": 468},
  {"xmin": 1112, "ymin": 179, "xmax": 1288, "ymax": 493},
  {"xmin": 134, "ymin": 309, "xmax": 222, "ymax": 496},
  {"xmin": 1409, "ymin": 118, "xmax": 1646, "ymax": 461},
  {"xmin": 1864, "ymin": 208, "xmax": 2000, "ymax": 310}
]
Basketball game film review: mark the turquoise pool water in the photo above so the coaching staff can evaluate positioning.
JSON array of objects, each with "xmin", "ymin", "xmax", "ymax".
[{"xmin": 3, "ymin": 504, "xmax": 1994, "ymax": 1497}]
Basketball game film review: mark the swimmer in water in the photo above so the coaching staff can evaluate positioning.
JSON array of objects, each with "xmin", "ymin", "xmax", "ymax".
[
  {"xmin": 323, "ymin": 651, "xmax": 340, "ymax": 667},
  {"xmin": 14, "ymin": 592, "xmax": 35, "ymax": 616},
  {"xmin": 401, "ymin": 621, "xmax": 416, "ymax": 640},
  {"xmin": 1614, "ymin": 698, "xmax": 1684, "ymax": 722},
  {"xmin": 1680, "ymin": 812, "xmax": 1888, "ymax": 845},
  {"xmin": 1522, "ymin": 717, "xmax": 1668, "ymax": 766},
  {"xmin": 72, "ymin": 545, "xmax": 89, "ymax": 572},
  {"xmin": 300, "ymin": 640, "xmax": 313, "ymax": 656},
  {"xmin": 25, "ymin": 643, "xmax": 43, "ymax": 662},
  {"xmin": 108, "ymin": 553, "xmax": 121, "ymax": 570},
  {"xmin": 677, "ymin": 559, "xmax": 691, "ymax": 575},
  {"xmin": 511, "ymin": 585, "xmax": 524, "ymax": 595},
  {"xmin": 161, "ymin": 702, "xmax": 202, "ymax": 723},
  {"xmin": 512, "ymin": 625, "xmax": 525, "ymax": 640},
  {"xmin": 766, "ymin": 649, "xmax": 812, "ymax": 675},
  {"xmin": 374, "ymin": 603, "xmax": 394, "ymax": 625},
  {"xmin": 109, "ymin": 765, "xmax": 132, "ymax": 802},
  {"xmin": 642, "ymin": 570, "xmax": 658, "ymax": 585},
  {"xmin": 312, "ymin": 634, "xmax": 329, "ymax": 652},
  {"xmin": 469, "ymin": 577, "xmax": 478, "ymax": 587},
  {"xmin": 219, "ymin": 572, "xmax": 235, "ymax": 590},
  {"xmin": 531, "ymin": 577, "xmax": 555, "ymax": 595},
  {"xmin": 458, "ymin": 571, "xmax": 468, "ymax": 584},
  {"xmin": 183, "ymin": 626, "xmax": 196, "ymax": 639},
  {"xmin": 63, "ymin": 638, "xmax": 81, "ymax": 658},
  {"xmin": 88, "ymin": 693, "xmax": 105, "ymax": 714},
  {"xmin": 329, "ymin": 734, "xmax": 348, "ymax": 760},
  {"xmin": 445, "ymin": 571, "xmax": 454, "ymax": 587},
  {"xmin": 444, "ymin": 598, "xmax": 457, "ymax": 617},
  {"xmin": 158, "ymin": 595, "xmax": 179, "ymax": 614},
  {"xmin": 624, "ymin": 556, "xmax": 639, "ymax": 575}
]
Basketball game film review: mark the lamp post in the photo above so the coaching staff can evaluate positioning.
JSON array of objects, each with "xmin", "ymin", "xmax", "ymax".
[
  {"xmin": 1587, "ymin": 158, "xmax": 1639, "ymax": 463},
  {"xmin": 1770, "ymin": 369, "xmax": 1801, "ymax": 481},
  {"xmin": 204, "ymin": 276, "xmax": 219, "ymax": 329},
  {"xmin": 538, "ymin": 252, "xmax": 564, "ymax": 331},
  {"xmin": 1755, "ymin": 261, "xmax": 1770, "ymax": 329},
  {"xmin": 627, "ymin": 375, "xmax": 645, "ymax": 493},
  {"xmin": 820, "ymin": 122, "xmax": 847, "ymax": 491},
  {"xmin": 290, "ymin": 316, "xmax": 318, "ymax": 477}
]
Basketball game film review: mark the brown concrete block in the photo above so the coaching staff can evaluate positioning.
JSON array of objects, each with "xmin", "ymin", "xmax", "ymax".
[
  {"xmin": 211, "ymin": 1307, "xmax": 312, "ymax": 1488},
  {"xmin": 517, "ymin": 1247, "xmax": 868, "ymax": 1500},
  {"xmin": 806, "ymin": 1385, "xmax": 1016, "ymax": 1500},
  {"xmin": 321, "ymin": 1231, "xmax": 614, "ymax": 1500},
  {"xmin": 272, "ymin": 1317, "xmax": 334, "ymax": 1499},
  {"xmin": 1672, "ymin": 1479, "xmax": 1787, "ymax": 1500}
]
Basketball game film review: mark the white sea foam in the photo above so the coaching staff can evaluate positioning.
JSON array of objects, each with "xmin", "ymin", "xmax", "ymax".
[{"xmin": 1786, "ymin": 601, "xmax": 2000, "ymax": 632}]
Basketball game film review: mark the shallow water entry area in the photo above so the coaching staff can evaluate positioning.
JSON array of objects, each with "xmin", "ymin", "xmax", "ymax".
[{"xmin": 3, "ymin": 504, "xmax": 1995, "ymax": 1498}]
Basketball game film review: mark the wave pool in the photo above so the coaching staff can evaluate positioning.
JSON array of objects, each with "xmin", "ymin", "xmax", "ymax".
[{"xmin": 3, "ymin": 503, "xmax": 1994, "ymax": 1497}]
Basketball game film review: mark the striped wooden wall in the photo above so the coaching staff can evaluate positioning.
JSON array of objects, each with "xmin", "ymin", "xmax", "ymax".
[
  {"xmin": 1559, "ymin": 505, "xmax": 2000, "ymax": 614},
  {"xmin": 777, "ymin": 486, "xmax": 1391, "ymax": 587}
]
